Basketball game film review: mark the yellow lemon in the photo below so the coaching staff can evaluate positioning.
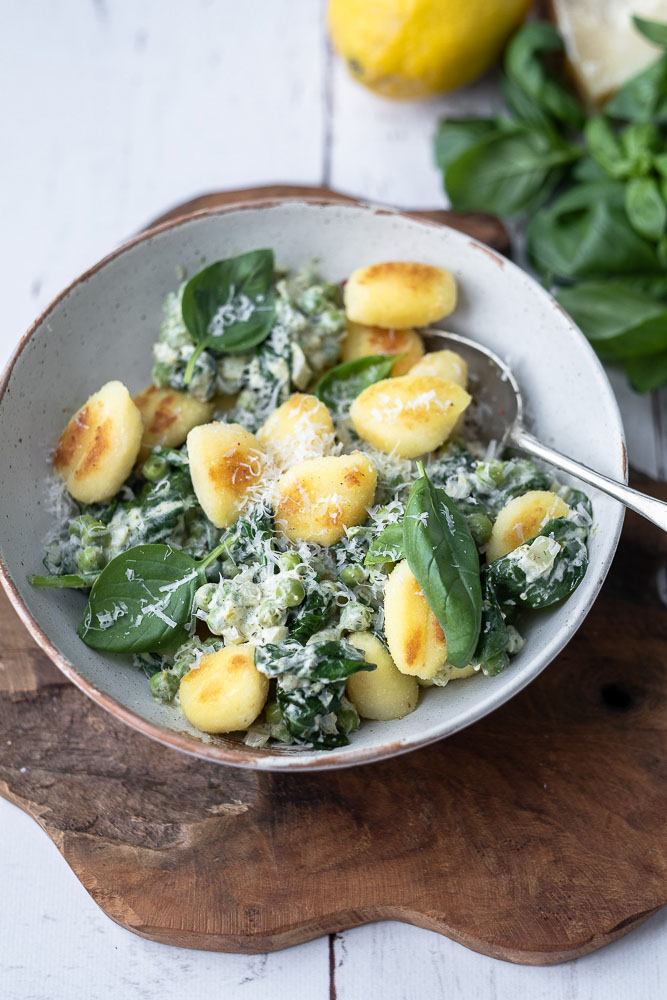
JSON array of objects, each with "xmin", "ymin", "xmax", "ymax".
[{"xmin": 328, "ymin": 0, "xmax": 531, "ymax": 99}]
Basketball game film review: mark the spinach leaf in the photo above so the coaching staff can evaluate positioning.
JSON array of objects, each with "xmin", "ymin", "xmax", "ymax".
[
  {"xmin": 605, "ymin": 53, "xmax": 667, "ymax": 122},
  {"xmin": 403, "ymin": 466, "xmax": 482, "ymax": 670},
  {"xmin": 528, "ymin": 182, "xmax": 662, "ymax": 280},
  {"xmin": 364, "ymin": 522, "xmax": 404, "ymax": 566},
  {"xmin": 557, "ymin": 282, "xmax": 667, "ymax": 360},
  {"xmin": 254, "ymin": 640, "xmax": 373, "ymax": 749},
  {"xmin": 222, "ymin": 507, "xmax": 275, "ymax": 566},
  {"xmin": 473, "ymin": 578, "xmax": 509, "ymax": 676},
  {"xmin": 625, "ymin": 176, "xmax": 667, "ymax": 240},
  {"xmin": 288, "ymin": 587, "xmax": 333, "ymax": 644},
  {"xmin": 181, "ymin": 249, "xmax": 276, "ymax": 383},
  {"xmin": 29, "ymin": 573, "xmax": 96, "ymax": 589},
  {"xmin": 434, "ymin": 118, "xmax": 499, "ymax": 173},
  {"xmin": 314, "ymin": 354, "xmax": 399, "ymax": 412},
  {"xmin": 504, "ymin": 22, "xmax": 584, "ymax": 128},
  {"xmin": 625, "ymin": 349, "xmax": 667, "ymax": 392},
  {"xmin": 486, "ymin": 518, "xmax": 588, "ymax": 610},
  {"xmin": 445, "ymin": 127, "xmax": 580, "ymax": 216},
  {"xmin": 632, "ymin": 15, "xmax": 667, "ymax": 48},
  {"xmin": 78, "ymin": 541, "xmax": 226, "ymax": 653}
]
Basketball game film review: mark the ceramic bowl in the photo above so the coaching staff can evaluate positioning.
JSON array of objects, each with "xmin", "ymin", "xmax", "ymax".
[{"xmin": 0, "ymin": 200, "xmax": 626, "ymax": 770}]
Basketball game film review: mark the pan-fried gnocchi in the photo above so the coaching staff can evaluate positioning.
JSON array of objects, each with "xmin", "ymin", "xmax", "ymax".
[{"xmin": 36, "ymin": 251, "xmax": 591, "ymax": 752}]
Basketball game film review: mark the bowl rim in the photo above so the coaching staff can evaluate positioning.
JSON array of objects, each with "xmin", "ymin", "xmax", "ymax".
[{"xmin": 0, "ymin": 196, "xmax": 627, "ymax": 771}]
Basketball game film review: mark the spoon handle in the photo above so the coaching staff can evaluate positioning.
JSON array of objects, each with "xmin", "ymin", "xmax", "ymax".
[{"xmin": 511, "ymin": 426, "xmax": 667, "ymax": 533}]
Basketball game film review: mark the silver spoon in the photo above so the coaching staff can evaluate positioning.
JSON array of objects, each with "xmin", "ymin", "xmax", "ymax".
[{"xmin": 423, "ymin": 329, "xmax": 667, "ymax": 533}]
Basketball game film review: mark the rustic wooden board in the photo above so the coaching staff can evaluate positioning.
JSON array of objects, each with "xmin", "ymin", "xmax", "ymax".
[
  {"xmin": 1, "ymin": 190, "xmax": 665, "ymax": 963},
  {"xmin": 1, "ymin": 485, "xmax": 666, "ymax": 963}
]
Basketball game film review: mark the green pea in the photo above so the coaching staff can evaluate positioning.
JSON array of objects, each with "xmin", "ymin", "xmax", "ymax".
[
  {"xmin": 340, "ymin": 564, "xmax": 366, "ymax": 586},
  {"xmin": 195, "ymin": 583, "xmax": 217, "ymax": 611},
  {"xmin": 476, "ymin": 460, "xmax": 504, "ymax": 488},
  {"xmin": 69, "ymin": 514, "xmax": 96, "ymax": 538},
  {"xmin": 482, "ymin": 652, "xmax": 510, "ymax": 677},
  {"xmin": 338, "ymin": 704, "xmax": 360, "ymax": 735},
  {"xmin": 265, "ymin": 701, "xmax": 283, "ymax": 727},
  {"xmin": 319, "ymin": 308, "xmax": 345, "ymax": 333},
  {"xmin": 81, "ymin": 520, "xmax": 108, "ymax": 545},
  {"xmin": 149, "ymin": 670, "xmax": 180, "ymax": 702},
  {"xmin": 340, "ymin": 601, "xmax": 371, "ymax": 632},
  {"xmin": 467, "ymin": 512, "xmax": 493, "ymax": 546},
  {"xmin": 298, "ymin": 285, "xmax": 326, "ymax": 315},
  {"xmin": 142, "ymin": 455, "xmax": 169, "ymax": 482},
  {"xmin": 275, "ymin": 577, "xmax": 305, "ymax": 608},
  {"xmin": 279, "ymin": 551, "xmax": 301, "ymax": 572},
  {"xmin": 76, "ymin": 546, "xmax": 106, "ymax": 573},
  {"xmin": 257, "ymin": 601, "xmax": 281, "ymax": 626}
]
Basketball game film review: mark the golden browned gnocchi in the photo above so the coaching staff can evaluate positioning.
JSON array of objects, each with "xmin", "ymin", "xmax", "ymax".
[
  {"xmin": 346, "ymin": 632, "xmax": 418, "ymax": 720},
  {"xmin": 187, "ymin": 422, "xmax": 265, "ymax": 528},
  {"xmin": 486, "ymin": 490, "xmax": 570, "ymax": 562},
  {"xmin": 350, "ymin": 374, "xmax": 471, "ymax": 458},
  {"xmin": 134, "ymin": 385, "xmax": 214, "ymax": 448},
  {"xmin": 409, "ymin": 348, "xmax": 468, "ymax": 388},
  {"xmin": 341, "ymin": 321, "xmax": 424, "ymax": 376},
  {"xmin": 384, "ymin": 560, "xmax": 449, "ymax": 681},
  {"xmin": 53, "ymin": 380, "xmax": 143, "ymax": 504},
  {"xmin": 257, "ymin": 393, "xmax": 334, "ymax": 466},
  {"xmin": 344, "ymin": 261, "xmax": 456, "ymax": 328},
  {"xmin": 275, "ymin": 452, "xmax": 377, "ymax": 544},
  {"xmin": 179, "ymin": 644, "xmax": 268, "ymax": 733}
]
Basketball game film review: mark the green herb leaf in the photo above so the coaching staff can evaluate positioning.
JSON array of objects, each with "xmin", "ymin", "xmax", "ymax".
[
  {"xmin": 434, "ymin": 118, "xmax": 499, "ymax": 173},
  {"xmin": 557, "ymin": 282, "xmax": 667, "ymax": 360},
  {"xmin": 504, "ymin": 21, "xmax": 584, "ymax": 128},
  {"xmin": 632, "ymin": 15, "xmax": 667, "ymax": 48},
  {"xmin": 473, "ymin": 578, "xmax": 509, "ymax": 669},
  {"xmin": 403, "ymin": 466, "xmax": 482, "ymax": 669},
  {"xmin": 486, "ymin": 518, "xmax": 588, "ymax": 609},
  {"xmin": 288, "ymin": 588, "xmax": 334, "ymax": 644},
  {"xmin": 445, "ymin": 127, "xmax": 580, "ymax": 217},
  {"xmin": 78, "ymin": 544, "xmax": 205, "ymax": 653},
  {"xmin": 528, "ymin": 182, "xmax": 661, "ymax": 280},
  {"xmin": 500, "ymin": 74, "xmax": 557, "ymax": 132},
  {"xmin": 625, "ymin": 176, "xmax": 667, "ymax": 240},
  {"xmin": 314, "ymin": 354, "xmax": 400, "ymax": 412},
  {"xmin": 625, "ymin": 348, "xmax": 667, "ymax": 391},
  {"xmin": 364, "ymin": 522, "xmax": 404, "ymax": 566},
  {"xmin": 584, "ymin": 116, "xmax": 631, "ymax": 178},
  {"xmin": 605, "ymin": 53, "xmax": 667, "ymax": 122},
  {"xmin": 181, "ymin": 249, "xmax": 276, "ymax": 381}
]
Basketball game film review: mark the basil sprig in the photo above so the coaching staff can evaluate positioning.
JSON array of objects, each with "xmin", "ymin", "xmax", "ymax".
[
  {"xmin": 434, "ymin": 16, "xmax": 667, "ymax": 392},
  {"xmin": 181, "ymin": 249, "xmax": 276, "ymax": 384},
  {"xmin": 77, "ymin": 541, "xmax": 226, "ymax": 653},
  {"xmin": 403, "ymin": 465, "xmax": 482, "ymax": 670},
  {"xmin": 314, "ymin": 353, "xmax": 401, "ymax": 412}
]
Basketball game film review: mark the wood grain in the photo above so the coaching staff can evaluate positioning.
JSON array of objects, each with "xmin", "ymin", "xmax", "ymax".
[
  {"xmin": 145, "ymin": 184, "xmax": 511, "ymax": 255},
  {"xmin": 1, "ymin": 484, "xmax": 665, "ymax": 963}
]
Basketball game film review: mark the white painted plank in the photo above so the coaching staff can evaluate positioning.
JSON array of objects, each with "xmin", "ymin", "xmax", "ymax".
[
  {"xmin": 332, "ymin": 912, "xmax": 667, "ymax": 1000},
  {"xmin": 0, "ymin": 0, "xmax": 326, "ymax": 370},
  {"xmin": 0, "ymin": 798, "xmax": 330, "ymax": 1000}
]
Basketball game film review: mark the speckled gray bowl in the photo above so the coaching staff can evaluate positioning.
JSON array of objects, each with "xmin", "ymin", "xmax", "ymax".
[{"xmin": 0, "ymin": 200, "xmax": 626, "ymax": 770}]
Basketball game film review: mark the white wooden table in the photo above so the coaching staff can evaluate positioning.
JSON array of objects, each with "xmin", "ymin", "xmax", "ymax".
[{"xmin": 1, "ymin": 3, "xmax": 665, "ymax": 997}]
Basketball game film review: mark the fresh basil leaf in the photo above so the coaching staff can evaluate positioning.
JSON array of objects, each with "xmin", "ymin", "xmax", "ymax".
[
  {"xmin": 29, "ymin": 573, "xmax": 96, "ymax": 589},
  {"xmin": 364, "ymin": 522, "xmax": 404, "ymax": 566},
  {"xmin": 504, "ymin": 21, "xmax": 584, "ymax": 128},
  {"xmin": 572, "ymin": 155, "xmax": 613, "ymax": 183},
  {"xmin": 403, "ymin": 467, "xmax": 482, "ymax": 670},
  {"xmin": 501, "ymin": 74, "xmax": 557, "ymax": 132},
  {"xmin": 434, "ymin": 118, "xmax": 499, "ymax": 173},
  {"xmin": 486, "ymin": 518, "xmax": 588, "ymax": 610},
  {"xmin": 625, "ymin": 176, "xmax": 667, "ymax": 240},
  {"xmin": 605, "ymin": 53, "xmax": 667, "ymax": 122},
  {"xmin": 445, "ymin": 128, "xmax": 580, "ymax": 217},
  {"xmin": 625, "ymin": 349, "xmax": 667, "ymax": 391},
  {"xmin": 632, "ymin": 15, "xmax": 667, "ymax": 48},
  {"xmin": 528, "ymin": 182, "xmax": 662, "ymax": 280},
  {"xmin": 584, "ymin": 116, "xmax": 631, "ymax": 178},
  {"xmin": 181, "ymin": 249, "xmax": 276, "ymax": 381},
  {"xmin": 557, "ymin": 282, "xmax": 667, "ymax": 360},
  {"xmin": 78, "ymin": 544, "xmax": 204, "ymax": 653},
  {"xmin": 654, "ymin": 152, "xmax": 667, "ymax": 177},
  {"xmin": 314, "ymin": 354, "xmax": 400, "ymax": 412},
  {"xmin": 621, "ymin": 121, "xmax": 661, "ymax": 166}
]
